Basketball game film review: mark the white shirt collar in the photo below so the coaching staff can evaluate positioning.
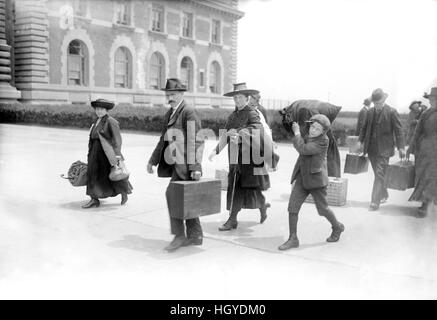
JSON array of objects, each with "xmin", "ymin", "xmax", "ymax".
[{"xmin": 171, "ymin": 99, "xmax": 183, "ymax": 116}]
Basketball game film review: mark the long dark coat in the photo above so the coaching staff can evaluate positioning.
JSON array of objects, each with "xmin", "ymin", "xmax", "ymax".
[
  {"xmin": 86, "ymin": 115, "xmax": 132, "ymax": 199},
  {"xmin": 215, "ymin": 105, "xmax": 270, "ymax": 210},
  {"xmin": 358, "ymin": 104, "xmax": 405, "ymax": 157},
  {"xmin": 408, "ymin": 107, "xmax": 437, "ymax": 203}
]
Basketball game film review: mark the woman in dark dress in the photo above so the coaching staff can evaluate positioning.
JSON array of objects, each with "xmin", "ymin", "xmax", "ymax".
[
  {"xmin": 209, "ymin": 83, "xmax": 271, "ymax": 231},
  {"xmin": 82, "ymin": 99, "xmax": 133, "ymax": 209},
  {"xmin": 407, "ymin": 89, "xmax": 437, "ymax": 217}
]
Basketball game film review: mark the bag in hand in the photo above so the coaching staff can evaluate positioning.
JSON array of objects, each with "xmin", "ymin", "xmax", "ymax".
[
  {"xmin": 61, "ymin": 160, "xmax": 88, "ymax": 186},
  {"xmin": 109, "ymin": 159, "xmax": 130, "ymax": 181},
  {"xmin": 384, "ymin": 160, "xmax": 415, "ymax": 191}
]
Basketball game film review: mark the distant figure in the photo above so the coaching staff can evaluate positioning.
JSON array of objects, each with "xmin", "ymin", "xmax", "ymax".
[
  {"xmin": 358, "ymin": 88, "xmax": 405, "ymax": 211},
  {"xmin": 407, "ymin": 88, "xmax": 437, "ymax": 217},
  {"xmin": 355, "ymin": 98, "xmax": 371, "ymax": 136},
  {"xmin": 82, "ymin": 99, "xmax": 133, "ymax": 209},
  {"xmin": 250, "ymin": 92, "xmax": 269, "ymax": 124},
  {"xmin": 406, "ymin": 100, "xmax": 427, "ymax": 146},
  {"xmin": 278, "ymin": 114, "xmax": 345, "ymax": 251}
]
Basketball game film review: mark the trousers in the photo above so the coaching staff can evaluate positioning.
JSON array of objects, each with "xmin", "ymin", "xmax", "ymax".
[
  {"xmin": 368, "ymin": 154, "xmax": 389, "ymax": 205},
  {"xmin": 165, "ymin": 171, "xmax": 203, "ymax": 238}
]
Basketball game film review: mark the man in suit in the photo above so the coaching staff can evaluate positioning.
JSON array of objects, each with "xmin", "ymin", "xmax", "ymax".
[
  {"xmin": 358, "ymin": 88, "xmax": 405, "ymax": 211},
  {"xmin": 279, "ymin": 114, "xmax": 344, "ymax": 250},
  {"xmin": 147, "ymin": 78, "xmax": 204, "ymax": 252}
]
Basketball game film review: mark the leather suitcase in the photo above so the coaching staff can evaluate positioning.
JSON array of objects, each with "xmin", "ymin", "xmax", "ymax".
[
  {"xmin": 167, "ymin": 178, "xmax": 221, "ymax": 220},
  {"xmin": 305, "ymin": 177, "xmax": 348, "ymax": 206},
  {"xmin": 344, "ymin": 154, "xmax": 369, "ymax": 174},
  {"xmin": 215, "ymin": 169, "xmax": 228, "ymax": 191},
  {"xmin": 384, "ymin": 161, "xmax": 415, "ymax": 191}
]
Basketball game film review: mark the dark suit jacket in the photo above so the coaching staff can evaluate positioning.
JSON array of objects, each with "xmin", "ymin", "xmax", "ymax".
[
  {"xmin": 291, "ymin": 134, "xmax": 329, "ymax": 190},
  {"xmin": 359, "ymin": 104, "xmax": 405, "ymax": 157},
  {"xmin": 149, "ymin": 100, "xmax": 204, "ymax": 180}
]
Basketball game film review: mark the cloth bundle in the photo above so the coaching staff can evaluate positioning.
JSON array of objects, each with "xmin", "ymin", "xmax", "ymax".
[{"xmin": 61, "ymin": 160, "xmax": 88, "ymax": 186}]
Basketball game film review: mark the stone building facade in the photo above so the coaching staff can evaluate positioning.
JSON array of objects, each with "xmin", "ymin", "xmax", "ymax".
[{"xmin": 0, "ymin": 0, "xmax": 243, "ymax": 107}]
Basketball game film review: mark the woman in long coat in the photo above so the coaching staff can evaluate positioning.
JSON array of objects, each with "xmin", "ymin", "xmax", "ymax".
[
  {"xmin": 82, "ymin": 99, "xmax": 133, "ymax": 208},
  {"xmin": 209, "ymin": 83, "xmax": 271, "ymax": 231},
  {"xmin": 407, "ymin": 89, "xmax": 437, "ymax": 217},
  {"xmin": 406, "ymin": 100, "xmax": 427, "ymax": 146}
]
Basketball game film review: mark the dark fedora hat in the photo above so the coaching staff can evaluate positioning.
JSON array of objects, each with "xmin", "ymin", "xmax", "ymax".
[
  {"xmin": 224, "ymin": 82, "xmax": 259, "ymax": 97},
  {"xmin": 91, "ymin": 98, "xmax": 115, "ymax": 110},
  {"xmin": 371, "ymin": 88, "xmax": 388, "ymax": 103},
  {"xmin": 423, "ymin": 87, "xmax": 437, "ymax": 99},
  {"xmin": 161, "ymin": 78, "xmax": 187, "ymax": 92}
]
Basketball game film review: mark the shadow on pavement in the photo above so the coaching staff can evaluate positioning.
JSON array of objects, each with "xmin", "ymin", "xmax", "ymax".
[
  {"xmin": 108, "ymin": 234, "xmax": 205, "ymax": 260},
  {"xmin": 201, "ymin": 221, "xmax": 259, "ymax": 237},
  {"xmin": 378, "ymin": 204, "xmax": 417, "ymax": 218},
  {"xmin": 58, "ymin": 201, "xmax": 120, "ymax": 213},
  {"xmin": 343, "ymin": 200, "xmax": 370, "ymax": 210}
]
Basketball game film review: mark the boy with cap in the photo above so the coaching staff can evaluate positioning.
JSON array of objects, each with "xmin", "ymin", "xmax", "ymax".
[{"xmin": 279, "ymin": 114, "xmax": 345, "ymax": 250}]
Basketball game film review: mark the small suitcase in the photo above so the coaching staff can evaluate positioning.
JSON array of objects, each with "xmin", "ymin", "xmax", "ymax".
[
  {"xmin": 215, "ymin": 169, "xmax": 228, "ymax": 191},
  {"xmin": 384, "ymin": 160, "xmax": 415, "ymax": 191},
  {"xmin": 344, "ymin": 154, "xmax": 369, "ymax": 174},
  {"xmin": 167, "ymin": 178, "xmax": 221, "ymax": 220},
  {"xmin": 305, "ymin": 177, "xmax": 348, "ymax": 206}
]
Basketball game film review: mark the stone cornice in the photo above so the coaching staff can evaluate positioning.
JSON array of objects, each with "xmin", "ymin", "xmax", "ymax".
[{"xmin": 187, "ymin": 0, "xmax": 244, "ymax": 20}]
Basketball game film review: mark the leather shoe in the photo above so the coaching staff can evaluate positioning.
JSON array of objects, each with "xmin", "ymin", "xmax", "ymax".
[
  {"xmin": 369, "ymin": 203, "xmax": 379, "ymax": 211},
  {"xmin": 121, "ymin": 193, "xmax": 128, "ymax": 205},
  {"xmin": 218, "ymin": 219, "xmax": 238, "ymax": 231},
  {"xmin": 164, "ymin": 235, "xmax": 186, "ymax": 252},
  {"xmin": 278, "ymin": 235, "xmax": 299, "ymax": 250},
  {"xmin": 183, "ymin": 237, "xmax": 203, "ymax": 247},
  {"xmin": 260, "ymin": 203, "xmax": 271, "ymax": 224},
  {"xmin": 81, "ymin": 198, "xmax": 100, "ymax": 209},
  {"xmin": 326, "ymin": 223, "xmax": 345, "ymax": 242}
]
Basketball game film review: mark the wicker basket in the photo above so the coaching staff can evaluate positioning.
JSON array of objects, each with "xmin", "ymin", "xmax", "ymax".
[{"xmin": 305, "ymin": 177, "xmax": 348, "ymax": 206}]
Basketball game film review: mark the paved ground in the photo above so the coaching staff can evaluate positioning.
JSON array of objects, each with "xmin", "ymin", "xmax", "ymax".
[{"xmin": 0, "ymin": 123, "xmax": 436, "ymax": 299}]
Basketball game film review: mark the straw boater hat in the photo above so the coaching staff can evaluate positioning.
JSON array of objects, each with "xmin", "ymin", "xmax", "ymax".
[
  {"xmin": 224, "ymin": 82, "xmax": 259, "ymax": 97},
  {"xmin": 423, "ymin": 87, "xmax": 437, "ymax": 99},
  {"xmin": 370, "ymin": 88, "xmax": 388, "ymax": 103},
  {"xmin": 161, "ymin": 78, "xmax": 187, "ymax": 92},
  {"xmin": 91, "ymin": 99, "xmax": 115, "ymax": 110}
]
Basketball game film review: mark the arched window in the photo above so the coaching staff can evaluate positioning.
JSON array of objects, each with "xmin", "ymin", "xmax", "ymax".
[
  {"xmin": 114, "ymin": 46, "xmax": 132, "ymax": 88},
  {"xmin": 149, "ymin": 52, "xmax": 165, "ymax": 90},
  {"xmin": 180, "ymin": 56, "xmax": 193, "ymax": 92},
  {"xmin": 68, "ymin": 40, "xmax": 88, "ymax": 86},
  {"xmin": 209, "ymin": 61, "xmax": 221, "ymax": 94}
]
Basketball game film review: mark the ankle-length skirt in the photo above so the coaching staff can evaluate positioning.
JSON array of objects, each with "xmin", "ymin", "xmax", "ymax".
[{"xmin": 86, "ymin": 138, "xmax": 133, "ymax": 199}]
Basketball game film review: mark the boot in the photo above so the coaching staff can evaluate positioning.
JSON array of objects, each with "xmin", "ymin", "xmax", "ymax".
[
  {"xmin": 417, "ymin": 202, "xmax": 428, "ymax": 218},
  {"xmin": 164, "ymin": 235, "xmax": 186, "ymax": 252},
  {"xmin": 82, "ymin": 198, "xmax": 100, "ymax": 209},
  {"xmin": 278, "ymin": 213, "xmax": 299, "ymax": 250},
  {"xmin": 218, "ymin": 218, "xmax": 238, "ymax": 231},
  {"xmin": 326, "ymin": 222, "xmax": 345, "ymax": 242},
  {"xmin": 121, "ymin": 193, "xmax": 128, "ymax": 205},
  {"xmin": 259, "ymin": 203, "xmax": 271, "ymax": 224}
]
